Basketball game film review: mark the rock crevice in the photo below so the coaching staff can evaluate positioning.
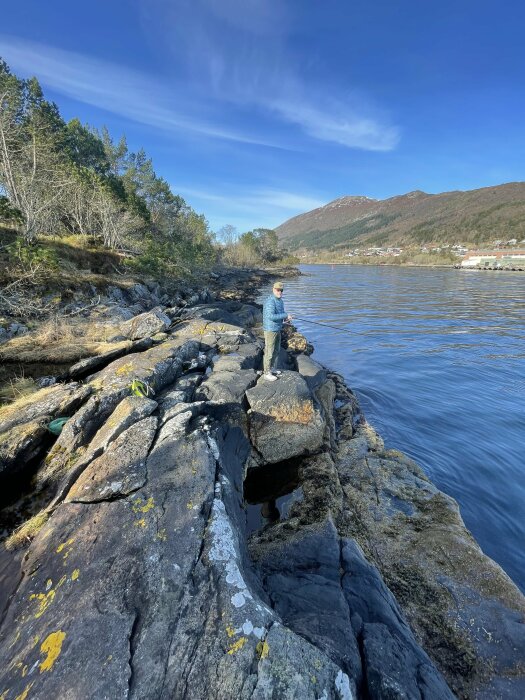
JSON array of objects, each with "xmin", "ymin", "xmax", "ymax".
[{"xmin": 0, "ymin": 294, "xmax": 523, "ymax": 699}]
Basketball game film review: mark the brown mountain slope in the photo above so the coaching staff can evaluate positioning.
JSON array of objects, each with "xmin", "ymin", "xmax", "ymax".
[{"xmin": 276, "ymin": 182, "xmax": 525, "ymax": 251}]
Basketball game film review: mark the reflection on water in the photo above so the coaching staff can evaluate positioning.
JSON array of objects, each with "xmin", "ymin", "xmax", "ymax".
[{"xmin": 262, "ymin": 266, "xmax": 525, "ymax": 592}]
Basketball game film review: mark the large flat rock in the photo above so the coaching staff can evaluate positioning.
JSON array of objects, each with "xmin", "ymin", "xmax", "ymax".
[{"xmin": 246, "ymin": 371, "xmax": 325, "ymax": 463}]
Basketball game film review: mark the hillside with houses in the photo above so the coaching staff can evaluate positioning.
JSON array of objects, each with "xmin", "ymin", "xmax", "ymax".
[{"xmin": 276, "ymin": 183, "xmax": 525, "ymax": 263}]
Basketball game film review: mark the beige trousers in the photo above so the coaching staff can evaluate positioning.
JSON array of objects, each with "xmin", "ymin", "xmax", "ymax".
[{"xmin": 263, "ymin": 331, "xmax": 281, "ymax": 373}]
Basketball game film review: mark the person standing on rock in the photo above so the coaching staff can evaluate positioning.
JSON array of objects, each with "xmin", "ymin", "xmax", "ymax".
[{"xmin": 262, "ymin": 281, "xmax": 292, "ymax": 381}]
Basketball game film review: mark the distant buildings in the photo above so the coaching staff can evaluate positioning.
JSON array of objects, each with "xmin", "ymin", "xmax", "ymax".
[
  {"xmin": 346, "ymin": 247, "xmax": 403, "ymax": 257},
  {"xmin": 461, "ymin": 250, "xmax": 525, "ymax": 268},
  {"xmin": 451, "ymin": 244, "xmax": 468, "ymax": 256}
]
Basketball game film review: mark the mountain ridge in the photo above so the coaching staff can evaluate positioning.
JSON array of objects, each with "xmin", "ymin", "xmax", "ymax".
[{"xmin": 276, "ymin": 182, "xmax": 525, "ymax": 252}]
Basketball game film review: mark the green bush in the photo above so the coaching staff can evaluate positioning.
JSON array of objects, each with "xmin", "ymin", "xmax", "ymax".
[
  {"xmin": 125, "ymin": 235, "xmax": 216, "ymax": 280},
  {"xmin": 0, "ymin": 196, "xmax": 23, "ymax": 224},
  {"xmin": 6, "ymin": 238, "xmax": 59, "ymax": 272}
]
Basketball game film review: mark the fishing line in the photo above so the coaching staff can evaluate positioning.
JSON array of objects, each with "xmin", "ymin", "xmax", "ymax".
[{"xmin": 290, "ymin": 316, "xmax": 354, "ymax": 335}]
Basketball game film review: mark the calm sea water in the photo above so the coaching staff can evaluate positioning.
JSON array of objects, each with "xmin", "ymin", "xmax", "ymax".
[{"xmin": 265, "ymin": 265, "xmax": 525, "ymax": 592}]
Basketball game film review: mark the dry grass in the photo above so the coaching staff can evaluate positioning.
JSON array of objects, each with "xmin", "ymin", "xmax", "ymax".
[
  {"xmin": 0, "ymin": 315, "xmax": 127, "ymax": 364},
  {"xmin": 0, "ymin": 374, "xmax": 38, "ymax": 406},
  {"xmin": 36, "ymin": 316, "xmax": 80, "ymax": 345},
  {"xmin": 0, "ymin": 385, "xmax": 59, "ymax": 423},
  {"xmin": 4, "ymin": 510, "xmax": 49, "ymax": 550}
]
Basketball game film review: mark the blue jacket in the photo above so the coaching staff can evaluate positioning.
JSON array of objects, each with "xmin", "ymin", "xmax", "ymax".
[{"xmin": 263, "ymin": 293, "xmax": 287, "ymax": 332}]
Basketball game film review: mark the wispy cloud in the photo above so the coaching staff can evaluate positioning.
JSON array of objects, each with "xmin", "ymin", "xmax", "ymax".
[
  {"xmin": 141, "ymin": 0, "xmax": 401, "ymax": 152},
  {"xmin": 178, "ymin": 186, "xmax": 324, "ymax": 211},
  {"xmin": 1, "ymin": 0, "xmax": 400, "ymax": 154},
  {"xmin": 270, "ymin": 98, "xmax": 400, "ymax": 152},
  {"xmin": 0, "ymin": 34, "xmax": 283, "ymax": 148},
  {"xmin": 175, "ymin": 185, "xmax": 326, "ymax": 231}
]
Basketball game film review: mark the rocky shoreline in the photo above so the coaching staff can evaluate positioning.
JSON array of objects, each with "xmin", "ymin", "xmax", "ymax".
[{"xmin": 0, "ymin": 271, "xmax": 523, "ymax": 699}]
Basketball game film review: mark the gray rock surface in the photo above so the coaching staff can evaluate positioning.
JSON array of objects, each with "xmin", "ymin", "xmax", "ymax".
[
  {"xmin": 68, "ymin": 338, "xmax": 153, "ymax": 379},
  {"xmin": 0, "ymin": 291, "xmax": 523, "ymax": 700},
  {"xmin": 246, "ymin": 371, "xmax": 325, "ymax": 463},
  {"xmin": 66, "ymin": 416, "xmax": 157, "ymax": 502},
  {"xmin": 179, "ymin": 301, "xmax": 262, "ymax": 329},
  {"xmin": 196, "ymin": 350, "xmax": 259, "ymax": 404},
  {"xmin": 121, "ymin": 307, "xmax": 172, "ymax": 340}
]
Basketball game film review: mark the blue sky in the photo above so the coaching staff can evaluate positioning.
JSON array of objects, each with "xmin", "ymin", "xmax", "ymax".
[{"xmin": 1, "ymin": 0, "xmax": 524, "ymax": 233}]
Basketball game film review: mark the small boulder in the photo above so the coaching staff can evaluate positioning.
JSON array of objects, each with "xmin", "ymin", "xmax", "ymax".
[
  {"xmin": 121, "ymin": 307, "xmax": 171, "ymax": 340},
  {"xmin": 246, "ymin": 371, "xmax": 325, "ymax": 463},
  {"xmin": 282, "ymin": 325, "xmax": 314, "ymax": 354}
]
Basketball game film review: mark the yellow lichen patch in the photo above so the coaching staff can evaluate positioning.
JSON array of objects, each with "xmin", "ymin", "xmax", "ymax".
[
  {"xmin": 132, "ymin": 496, "xmax": 155, "ymax": 514},
  {"xmin": 56, "ymin": 538, "xmax": 74, "ymax": 554},
  {"xmin": 186, "ymin": 502, "xmax": 193, "ymax": 510},
  {"xmin": 115, "ymin": 362, "xmax": 134, "ymax": 376},
  {"xmin": 31, "ymin": 635, "xmax": 40, "ymax": 649},
  {"xmin": 0, "ymin": 690, "xmax": 10, "ymax": 700},
  {"xmin": 156, "ymin": 530, "xmax": 167, "ymax": 542},
  {"xmin": 21, "ymin": 667, "xmax": 28, "ymax": 678},
  {"xmin": 45, "ymin": 579, "xmax": 53, "ymax": 590},
  {"xmin": 39, "ymin": 631, "xmax": 66, "ymax": 673},
  {"xmin": 71, "ymin": 569, "xmax": 80, "ymax": 581},
  {"xmin": 135, "ymin": 518, "xmax": 146, "ymax": 528},
  {"xmin": 268, "ymin": 402, "xmax": 314, "ymax": 425},
  {"xmin": 225, "ymin": 625, "xmax": 236, "ymax": 638},
  {"xmin": 30, "ymin": 590, "xmax": 56, "ymax": 619},
  {"xmin": 227, "ymin": 637, "xmax": 248, "ymax": 655},
  {"xmin": 103, "ymin": 655, "xmax": 113, "ymax": 666},
  {"xmin": 256, "ymin": 640, "xmax": 270, "ymax": 660},
  {"xmin": 14, "ymin": 682, "xmax": 33, "ymax": 700},
  {"xmin": 90, "ymin": 378, "xmax": 104, "ymax": 392},
  {"xmin": 57, "ymin": 575, "xmax": 67, "ymax": 587}
]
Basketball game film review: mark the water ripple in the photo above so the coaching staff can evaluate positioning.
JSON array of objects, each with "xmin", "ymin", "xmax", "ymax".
[{"xmin": 261, "ymin": 265, "xmax": 525, "ymax": 592}]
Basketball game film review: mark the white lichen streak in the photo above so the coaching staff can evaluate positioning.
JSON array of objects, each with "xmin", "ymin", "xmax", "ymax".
[
  {"xmin": 335, "ymin": 670, "xmax": 353, "ymax": 700},
  {"xmin": 156, "ymin": 412, "xmax": 193, "ymax": 443},
  {"xmin": 236, "ymin": 620, "xmax": 264, "ymax": 638},
  {"xmin": 99, "ymin": 481, "xmax": 123, "ymax": 496},
  {"xmin": 208, "ymin": 499, "xmax": 253, "ymax": 609},
  {"xmin": 207, "ymin": 435, "xmax": 221, "ymax": 462}
]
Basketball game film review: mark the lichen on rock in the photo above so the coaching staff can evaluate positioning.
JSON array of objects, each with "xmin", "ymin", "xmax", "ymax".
[{"xmin": 0, "ymin": 282, "xmax": 523, "ymax": 700}]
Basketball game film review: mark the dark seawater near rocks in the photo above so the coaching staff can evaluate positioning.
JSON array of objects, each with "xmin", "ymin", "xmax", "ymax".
[{"xmin": 0, "ymin": 272, "xmax": 523, "ymax": 699}]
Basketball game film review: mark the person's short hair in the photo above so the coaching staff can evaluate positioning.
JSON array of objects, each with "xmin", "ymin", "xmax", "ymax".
[{"xmin": 273, "ymin": 282, "xmax": 284, "ymax": 290}]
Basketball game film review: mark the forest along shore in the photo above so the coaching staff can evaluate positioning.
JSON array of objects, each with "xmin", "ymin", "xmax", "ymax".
[{"xmin": 0, "ymin": 269, "xmax": 524, "ymax": 700}]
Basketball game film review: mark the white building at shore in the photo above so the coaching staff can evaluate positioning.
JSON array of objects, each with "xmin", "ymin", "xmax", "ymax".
[{"xmin": 461, "ymin": 250, "xmax": 525, "ymax": 268}]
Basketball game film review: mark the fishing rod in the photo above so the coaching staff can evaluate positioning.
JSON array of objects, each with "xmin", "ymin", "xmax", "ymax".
[{"xmin": 288, "ymin": 316, "xmax": 354, "ymax": 335}]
